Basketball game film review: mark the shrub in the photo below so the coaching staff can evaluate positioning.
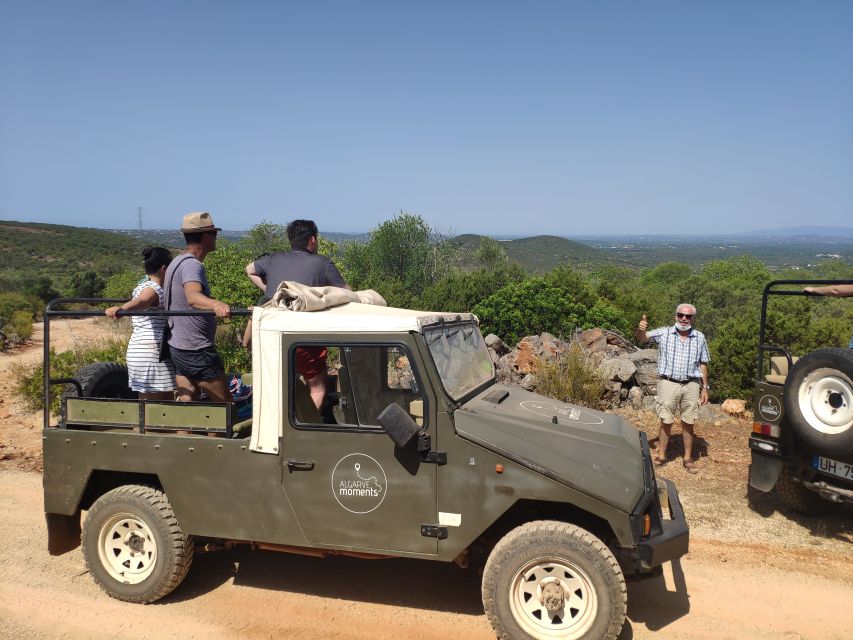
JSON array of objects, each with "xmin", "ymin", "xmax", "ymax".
[
  {"xmin": 8, "ymin": 310, "xmax": 34, "ymax": 341},
  {"xmin": 473, "ymin": 277, "xmax": 629, "ymax": 345},
  {"xmin": 215, "ymin": 323, "xmax": 252, "ymax": 373},
  {"xmin": 534, "ymin": 342, "xmax": 606, "ymax": 410},
  {"xmin": 13, "ymin": 340, "xmax": 127, "ymax": 414}
]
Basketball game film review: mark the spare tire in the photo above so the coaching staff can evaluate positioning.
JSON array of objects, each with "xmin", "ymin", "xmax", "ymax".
[
  {"xmin": 783, "ymin": 348, "xmax": 853, "ymax": 456},
  {"xmin": 64, "ymin": 362, "xmax": 137, "ymax": 400}
]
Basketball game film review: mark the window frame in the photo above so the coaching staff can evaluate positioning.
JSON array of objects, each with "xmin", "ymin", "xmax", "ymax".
[{"xmin": 287, "ymin": 339, "xmax": 429, "ymax": 434}]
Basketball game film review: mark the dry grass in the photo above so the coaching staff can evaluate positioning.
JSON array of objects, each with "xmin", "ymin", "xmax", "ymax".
[{"xmin": 535, "ymin": 342, "xmax": 607, "ymax": 409}]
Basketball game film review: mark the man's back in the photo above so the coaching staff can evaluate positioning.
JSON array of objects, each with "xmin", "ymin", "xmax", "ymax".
[{"xmin": 254, "ymin": 249, "xmax": 346, "ymax": 298}]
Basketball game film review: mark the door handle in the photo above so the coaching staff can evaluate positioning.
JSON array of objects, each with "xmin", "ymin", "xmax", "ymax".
[{"xmin": 287, "ymin": 459, "xmax": 315, "ymax": 472}]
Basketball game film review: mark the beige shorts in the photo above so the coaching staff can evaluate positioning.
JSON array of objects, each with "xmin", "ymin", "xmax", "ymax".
[{"xmin": 655, "ymin": 379, "xmax": 701, "ymax": 424}]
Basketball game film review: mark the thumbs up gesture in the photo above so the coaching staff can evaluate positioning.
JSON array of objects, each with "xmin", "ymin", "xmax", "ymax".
[{"xmin": 638, "ymin": 314, "xmax": 648, "ymax": 332}]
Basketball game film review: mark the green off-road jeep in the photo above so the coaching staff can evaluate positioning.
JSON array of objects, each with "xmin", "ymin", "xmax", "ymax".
[
  {"xmin": 43, "ymin": 298, "xmax": 688, "ymax": 640},
  {"xmin": 749, "ymin": 280, "xmax": 853, "ymax": 515}
]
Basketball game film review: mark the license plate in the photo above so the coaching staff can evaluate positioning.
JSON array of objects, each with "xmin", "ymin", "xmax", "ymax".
[{"xmin": 813, "ymin": 456, "xmax": 853, "ymax": 481}]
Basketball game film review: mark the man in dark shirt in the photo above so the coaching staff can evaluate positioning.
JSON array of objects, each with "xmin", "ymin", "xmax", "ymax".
[{"xmin": 245, "ymin": 219, "xmax": 349, "ymax": 410}]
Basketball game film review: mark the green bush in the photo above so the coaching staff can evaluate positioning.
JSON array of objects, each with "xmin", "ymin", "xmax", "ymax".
[
  {"xmin": 534, "ymin": 342, "xmax": 606, "ymax": 409},
  {"xmin": 215, "ymin": 323, "xmax": 252, "ymax": 373},
  {"xmin": 14, "ymin": 341, "xmax": 127, "ymax": 414},
  {"xmin": 473, "ymin": 277, "xmax": 629, "ymax": 345},
  {"xmin": 8, "ymin": 310, "xmax": 33, "ymax": 341},
  {"xmin": 103, "ymin": 268, "xmax": 145, "ymax": 300}
]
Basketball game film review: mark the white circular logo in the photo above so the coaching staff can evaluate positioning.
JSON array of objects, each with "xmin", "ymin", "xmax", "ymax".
[
  {"xmin": 520, "ymin": 400, "xmax": 605, "ymax": 425},
  {"xmin": 758, "ymin": 395, "xmax": 782, "ymax": 423},
  {"xmin": 331, "ymin": 453, "xmax": 387, "ymax": 514}
]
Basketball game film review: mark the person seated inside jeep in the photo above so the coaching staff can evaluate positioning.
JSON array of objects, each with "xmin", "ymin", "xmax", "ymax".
[{"xmin": 293, "ymin": 344, "xmax": 423, "ymax": 429}]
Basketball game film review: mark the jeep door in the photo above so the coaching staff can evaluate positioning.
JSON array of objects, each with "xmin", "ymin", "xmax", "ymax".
[{"xmin": 281, "ymin": 336, "xmax": 438, "ymax": 555}]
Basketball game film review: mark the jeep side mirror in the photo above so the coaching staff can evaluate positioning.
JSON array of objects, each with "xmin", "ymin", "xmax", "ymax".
[{"xmin": 377, "ymin": 403, "xmax": 420, "ymax": 447}]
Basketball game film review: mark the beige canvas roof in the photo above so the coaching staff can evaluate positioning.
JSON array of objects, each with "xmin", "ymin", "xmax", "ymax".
[{"xmin": 254, "ymin": 302, "xmax": 478, "ymax": 334}]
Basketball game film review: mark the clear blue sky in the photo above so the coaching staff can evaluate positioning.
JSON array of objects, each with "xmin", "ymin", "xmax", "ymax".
[{"xmin": 1, "ymin": 1, "xmax": 851, "ymax": 236}]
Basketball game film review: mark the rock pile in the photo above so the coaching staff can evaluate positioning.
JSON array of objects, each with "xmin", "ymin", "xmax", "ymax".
[{"xmin": 486, "ymin": 328, "xmax": 666, "ymax": 410}]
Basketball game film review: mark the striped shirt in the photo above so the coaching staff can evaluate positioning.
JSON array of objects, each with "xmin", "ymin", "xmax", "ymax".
[
  {"xmin": 646, "ymin": 325, "xmax": 710, "ymax": 381},
  {"xmin": 126, "ymin": 278, "xmax": 175, "ymax": 392}
]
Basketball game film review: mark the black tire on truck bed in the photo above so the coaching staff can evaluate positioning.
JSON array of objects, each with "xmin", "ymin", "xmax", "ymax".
[{"xmin": 64, "ymin": 362, "xmax": 137, "ymax": 399}]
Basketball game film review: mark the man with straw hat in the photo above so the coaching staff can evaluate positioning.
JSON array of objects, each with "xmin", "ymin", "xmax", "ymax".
[{"xmin": 163, "ymin": 211, "xmax": 232, "ymax": 403}]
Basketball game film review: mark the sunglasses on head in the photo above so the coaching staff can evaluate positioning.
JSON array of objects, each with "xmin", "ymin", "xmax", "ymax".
[{"xmin": 676, "ymin": 312, "xmax": 693, "ymax": 319}]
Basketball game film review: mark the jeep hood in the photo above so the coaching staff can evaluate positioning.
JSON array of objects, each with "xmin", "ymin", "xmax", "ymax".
[{"xmin": 454, "ymin": 385, "xmax": 646, "ymax": 512}]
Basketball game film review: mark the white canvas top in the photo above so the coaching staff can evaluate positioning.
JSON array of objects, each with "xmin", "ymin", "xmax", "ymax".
[{"xmin": 254, "ymin": 302, "xmax": 478, "ymax": 334}]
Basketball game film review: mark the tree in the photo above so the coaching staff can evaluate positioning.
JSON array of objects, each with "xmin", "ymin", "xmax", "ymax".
[
  {"xmin": 339, "ymin": 212, "xmax": 459, "ymax": 308},
  {"xmin": 72, "ymin": 271, "xmax": 106, "ymax": 298},
  {"xmin": 241, "ymin": 220, "xmax": 290, "ymax": 257},
  {"xmin": 473, "ymin": 277, "xmax": 629, "ymax": 345}
]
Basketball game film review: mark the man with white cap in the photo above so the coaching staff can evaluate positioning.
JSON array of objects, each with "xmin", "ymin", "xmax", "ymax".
[{"xmin": 163, "ymin": 211, "xmax": 232, "ymax": 403}]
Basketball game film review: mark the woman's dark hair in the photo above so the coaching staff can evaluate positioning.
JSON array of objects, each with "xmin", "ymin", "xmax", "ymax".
[{"xmin": 142, "ymin": 247, "xmax": 173, "ymax": 275}]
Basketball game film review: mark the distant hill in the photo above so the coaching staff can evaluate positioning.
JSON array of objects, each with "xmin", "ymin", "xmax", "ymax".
[
  {"xmin": 736, "ymin": 226, "xmax": 853, "ymax": 239},
  {"xmin": 449, "ymin": 234, "xmax": 614, "ymax": 273},
  {"xmin": 0, "ymin": 220, "xmax": 143, "ymax": 283}
]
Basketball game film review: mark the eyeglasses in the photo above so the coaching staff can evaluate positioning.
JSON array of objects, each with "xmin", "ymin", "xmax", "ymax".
[{"xmin": 676, "ymin": 313, "xmax": 694, "ymax": 319}]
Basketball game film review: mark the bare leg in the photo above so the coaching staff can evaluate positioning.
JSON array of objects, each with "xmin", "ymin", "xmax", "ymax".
[
  {"xmin": 198, "ymin": 375, "xmax": 233, "ymax": 403},
  {"xmin": 657, "ymin": 421, "xmax": 673, "ymax": 462},
  {"xmin": 175, "ymin": 375, "xmax": 200, "ymax": 402},
  {"xmin": 242, "ymin": 318, "xmax": 253, "ymax": 348},
  {"xmin": 681, "ymin": 421, "xmax": 695, "ymax": 461},
  {"xmin": 306, "ymin": 373, "xmax": 327, "ymax": 410}
]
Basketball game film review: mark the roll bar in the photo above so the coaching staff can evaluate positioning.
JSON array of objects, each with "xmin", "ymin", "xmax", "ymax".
[{"xmin": 756, "ymin": 279, "xmax": 853, "ymax": 383}]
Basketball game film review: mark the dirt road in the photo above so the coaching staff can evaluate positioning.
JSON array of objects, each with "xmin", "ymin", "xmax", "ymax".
[
  {"xmin": 1, "ymin": 470, "xmax": 851, "ymax": 640},
  {"xmin": 1, "ymin": 319, "xmax": 852, "ymax": 639}
]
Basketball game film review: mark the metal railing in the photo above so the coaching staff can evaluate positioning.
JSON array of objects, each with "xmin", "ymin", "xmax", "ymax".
[
  {"xmin": 43, "ymin": 298, "xmax": 251, "ymax": 430},
  {"xmin": 756, "ymin": 280, "xmax": 853, "ymax": 383}
]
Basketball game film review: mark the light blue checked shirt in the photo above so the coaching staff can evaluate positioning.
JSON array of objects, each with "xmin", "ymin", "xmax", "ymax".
[{"xmin": 647, "ymin": 326, "xmax": 710, "ymax": 381}]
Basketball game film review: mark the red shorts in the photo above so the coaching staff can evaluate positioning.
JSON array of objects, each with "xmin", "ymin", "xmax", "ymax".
[{"xmin": 295, "ymin": 347, "xmax": 327, "ymax": 380}]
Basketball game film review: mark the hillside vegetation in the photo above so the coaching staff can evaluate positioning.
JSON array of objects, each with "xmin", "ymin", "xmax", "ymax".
[{"xmin": 4, "ymin": 216, "xmax": 853, "ymax": 405}]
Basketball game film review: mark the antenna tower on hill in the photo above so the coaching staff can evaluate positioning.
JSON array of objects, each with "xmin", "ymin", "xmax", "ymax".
[{"xmin": 137, "ymin": 206, "xmax": 143, "ymax": 231}]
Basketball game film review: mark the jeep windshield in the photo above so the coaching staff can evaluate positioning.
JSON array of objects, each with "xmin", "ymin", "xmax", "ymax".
[{"xmin": 423, "ymin": 320, "xmax": 495, "ymax": 400}]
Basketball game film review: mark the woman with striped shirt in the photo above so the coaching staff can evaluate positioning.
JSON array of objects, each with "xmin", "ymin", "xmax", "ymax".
[{"xmin": 106, "ymin": 247, "xmax": 176, "ymax": 400}]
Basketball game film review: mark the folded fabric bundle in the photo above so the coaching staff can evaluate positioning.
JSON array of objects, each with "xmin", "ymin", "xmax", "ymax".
[{"xmin": 269, "ymin": 281, "xmax": 387, "ymax": 312}]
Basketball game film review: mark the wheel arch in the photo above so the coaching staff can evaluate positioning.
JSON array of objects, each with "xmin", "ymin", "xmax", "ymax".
[
  {"xmin": 470, "ymin": 498, "xmax": 622, "ymax": 563},
  {"xmin": 46, "ymin": 470, "xmax": 163, "ymax": 556}
]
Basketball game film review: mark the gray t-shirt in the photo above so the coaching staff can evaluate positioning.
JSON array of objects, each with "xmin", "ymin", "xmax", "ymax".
[
  {"xmin": 253, "ymin": 249, "xmax": 346, "ymax": 298},
  {"xmin": 164, "ymin": 255, "xmax": 217, "ymax": 350}
]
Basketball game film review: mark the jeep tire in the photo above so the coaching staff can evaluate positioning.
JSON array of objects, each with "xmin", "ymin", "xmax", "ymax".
[
  {"xmin": 783, "ymin": 348, "xmax": 853, "ymax": 456},
  {"xmin": 482, "ymin": 520, "xmax": 626, "ymax": 640},
  {"xmin": 65, "ymin": 362, "xmax": 137, "ymax": 400},
  {"xmin": 82, "ymin": 485, "xmax": 193, "ymax": 603},
  {"xmin": 775, "ymin": 464, "xmax": 840, "ymax": 516}
]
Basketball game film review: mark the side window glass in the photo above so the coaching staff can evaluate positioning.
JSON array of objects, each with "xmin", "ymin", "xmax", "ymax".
[{"xmin": 292, "ymin": 344, "xmax": 424, "ymax": 428}]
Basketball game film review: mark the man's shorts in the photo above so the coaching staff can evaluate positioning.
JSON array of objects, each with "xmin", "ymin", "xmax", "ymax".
[
  {"xmin": 655, "ymin": 378, "xmax": 701, "ymax": 424},
  {"xmin": 295, "ymin": 346, "xmax": 327, "ymax": 380},
  {"xmin": 169, "ymin": 345, "xmax": 225, "ymax": 382}
]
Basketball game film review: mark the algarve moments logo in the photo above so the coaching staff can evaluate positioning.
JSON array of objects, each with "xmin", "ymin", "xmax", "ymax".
[{"xmin": 331, "ymin": 453, "xmax": 387, "ymax": 514}]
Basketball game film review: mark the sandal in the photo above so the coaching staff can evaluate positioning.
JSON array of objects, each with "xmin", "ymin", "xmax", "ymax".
[
  {"xmin": 654, "ymin": 457, "xmax": 666, "ymax": 467},
  {"xmin": 682, "ymin": 460, "xmax": 698, "ymax": 474}
]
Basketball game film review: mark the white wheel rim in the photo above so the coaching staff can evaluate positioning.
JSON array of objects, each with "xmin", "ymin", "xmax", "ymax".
[
  {"xmin": 797, "ymin": 368, "xmax": 853, "ymax": 435},
  {"xmin": 508, "ymin": 557, "xmax": 598, "ymax": 639},
  {"xmin": 97, "ymin": 512, "xmax": 157, "ymax": 584}
]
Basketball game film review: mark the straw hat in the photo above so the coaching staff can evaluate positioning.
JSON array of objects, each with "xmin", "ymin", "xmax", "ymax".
[{"xmin": 180, "ymin": 211, "xmax": 222, "ymax": 233}]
